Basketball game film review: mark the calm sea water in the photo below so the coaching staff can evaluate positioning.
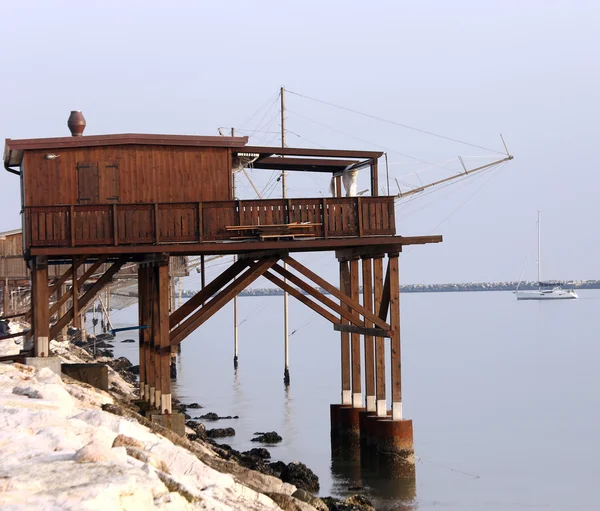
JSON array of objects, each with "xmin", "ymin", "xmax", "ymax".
[{"xmin": 108, "ymin": 290, "xmax": 600, "ymax": 510}]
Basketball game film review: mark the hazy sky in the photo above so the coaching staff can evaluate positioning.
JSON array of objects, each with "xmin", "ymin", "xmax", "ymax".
[{"xmin": 1, "ymin": 0, "xmax": 598, "ymax": 285}]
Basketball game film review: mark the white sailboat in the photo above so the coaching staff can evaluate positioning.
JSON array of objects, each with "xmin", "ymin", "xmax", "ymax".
[{"xmin": 515, "ymin": 211, "xmax": 578, "ymax": 300}]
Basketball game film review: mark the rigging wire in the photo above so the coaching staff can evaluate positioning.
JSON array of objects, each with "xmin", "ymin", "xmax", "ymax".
[
  {"xmin": 286, "ymin": 89, "xmax": 504, "ymax": 155},
  {"xmin": 237, "ymin": 92, "xmax": 280, "ymax": 131}
]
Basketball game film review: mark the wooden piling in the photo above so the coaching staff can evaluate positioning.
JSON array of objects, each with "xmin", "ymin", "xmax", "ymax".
[
  {"xmin": 349, "ymin": 258, "xmax": 362, "ymax": 408},
  {"xmin": 389, "ymin": 253, "xmax": 402, "ymax": 420},
  {"xmin": 31, "ymin": 256, "xmax": 49, "ymax": 357},
  {"xmin": 362, "ymin": 257, "xmax": 375, "ymax": 412},
  {"xmin": 373, "ymin": 256, "xmax": 387, "ymax": 417},
  {"xmin": 157, "ymin": 261, "xmax": 172, "ymax": 414},
  {"xmin": 339, "ymin": 261, "xmax": 351, "ymax": 405}
]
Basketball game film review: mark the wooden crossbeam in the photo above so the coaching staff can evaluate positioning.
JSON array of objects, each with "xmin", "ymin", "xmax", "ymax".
[
  {"xmin": 270, "ymin": 263, "xmax": 366, "ymax": 328},
  {"xmin": 378, "ymin": 258, "xmax": 391, "ymax": 320},
  {"xmin": 334, "ymin": 324, "xmax": 391, "ymax": 337},
  {"xmin": 48, "ymin": 256, "xmax": 85, "ymax": 296},
  {"xmin": 169, "ymin": 259, "xmax": 249, "ymax": 328},
  {"xmin": 284, "ymin": 256, "xmax": 391, "ymax": 331},
  {"xmin": 49, "ymin": 288, "xmax": 71, "ymax": 317},
  {"xmin": 77, "ymin": 256, "xmax": 108, "ymax": 288},
  {"xmin": 170, "ymin": 258, "xmax": 278, "ymax": 345},
  {"xmin": 50, "ymin": 257, "xmax": 127, "ymax": 340},
  {"xmin": 263, "ymin": 271, "xmax": 338, "ymax": 325}
]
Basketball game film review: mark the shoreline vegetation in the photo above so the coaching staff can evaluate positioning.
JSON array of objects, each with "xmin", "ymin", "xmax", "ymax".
[
  {"xmin": 0, "ymin": 322, "xmax": 376, "ymax": 511},
  {"xmin": 180, "ymin": 280, "xmax": 600, "ymax": 298}
]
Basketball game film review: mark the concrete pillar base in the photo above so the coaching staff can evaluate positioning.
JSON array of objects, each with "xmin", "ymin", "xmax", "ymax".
[
  {"xmin": 61, "ymin": 363, "xmax": 108, "ymax": 391},
  {"xmin": 373, "ymin": 419, "xmax": 415, "ymax": 477},
  {"xmin": 150, "ymin": 412, "xmax": 186, "ymax": 436},
  {"xmin": 25, "ymin": 356, "xmax": 61, "ymax": 376}
]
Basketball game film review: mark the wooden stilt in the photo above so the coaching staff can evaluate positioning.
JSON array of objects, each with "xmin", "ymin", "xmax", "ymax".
[
  {"xmin": 362, "ymin": 257, "xmax": 375, "ymax": 412},
  {"xmin": 147, "ymin": 267, "xmax": 157, "ymax": 407},
  {"xmin": 31, "ymin": 256, "xmax": 49, "ymax": 357},
  {"xmin": 138, "ymin": 265, "xmax": 147, "ymax": 400},
  {"xmin": 157, "ymin": 261, "xmax": 172, "ymax": 414},
  {"xmin": 389, "ymin": 253, "xmax": 402, "ymax": 420},
  {"xmin": 72, "ymin": 257, "xmax": 80, "ymax": 331},
  {"xmin": 339, "ymin": 261, "xmax": 351, "ymax": 405},
  {"xmin": 373, "ymin": 255, "xmax": 387, "ymax": 417},
  {"xmin": 59, "ymin": 284, "xmax": 68, "ymax": 341},
  {"xmin": 3, "ymin": 278, "xmax": 9, "ymax": 317},
  {"xmin": 349, "ymin": 258, "xmax": 362, "ymax": 408}
]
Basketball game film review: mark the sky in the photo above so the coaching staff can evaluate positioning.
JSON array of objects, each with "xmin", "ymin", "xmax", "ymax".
[{"xmin": 1, "ymin": 0, "xmax": 598, "ymax": 285}]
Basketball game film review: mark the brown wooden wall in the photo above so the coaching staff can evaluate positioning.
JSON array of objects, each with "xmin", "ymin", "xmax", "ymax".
[{"xmin": 23, "ymin": 145, "xmax": 232, "ymax": 207}]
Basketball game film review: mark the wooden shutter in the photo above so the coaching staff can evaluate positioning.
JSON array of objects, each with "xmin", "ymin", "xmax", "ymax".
[
  {"xmin": 77, "ymin": 162, "xmax": 99, "ymax": 203},
  {"xmin": 102, "ymin": 162, "xmax": 120, "ymax": 202}
]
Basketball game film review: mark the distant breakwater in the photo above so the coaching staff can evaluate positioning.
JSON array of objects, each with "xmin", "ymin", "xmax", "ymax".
[{"xmin": 180, "ymin": 280, "xmax": 600, "ymax": 298}]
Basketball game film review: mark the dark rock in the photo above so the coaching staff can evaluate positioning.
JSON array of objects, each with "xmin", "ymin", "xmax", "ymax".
[
  {"xmin": 268, "ymin": 461, "xmax": 287, "ymax": 477},
  {"xmin": 108, "ymin": 356, "xmax": 132, "ymax": 373},
  {"xmin": 280, "ymin": 462, "xmax": 319, "ymax": 493},
  {"xmin": 185, "ymin": 420, "xmax": 206, "ymax": 439},
  {"xmin": 242, "ymin": 447, "xmax": 271, "ymax": 460},
  {"xmin": 96, "ymin": 333, "xmax": 115, "ymax": 341},
  {"xmin": 99, "ymin": 349, "xmax": 113, "ymax": 358},
  {"xmin": 206, "ymin": 427, "xmax": 236, "ymax": 438},
  {"xmin": 321, "ymin": 495, "xmax": 375, "ymax": 511},
  {"xmin": 121, "ymin": 339, "xmax": 135, "ymax": 343},
  {"xmin": 252, "ymin": 431, "xmax": 282, "ymax": 444},
  {"xmin": 127, "ymin": 365, "xmax": 140, "ymax": 375},
  {"xmin": 184, "ymin": 413, "xmax": 191, "ymax": 420},
  {"xmin": 199, "ymin": 412, "xmax": 219, "ymax": 421},
  {"xmin": 187, "ymin": 402, "xmax": 202, "ymax": 409}
]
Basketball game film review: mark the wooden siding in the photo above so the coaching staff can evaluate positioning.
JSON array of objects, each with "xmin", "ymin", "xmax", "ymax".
[
  {"xmin": 23, "ymin": 145, "xmax": 231, "ymax": 207},
  {"xmin": 24, "ymin": 196, "xmax": 396, "ymax": 249}
]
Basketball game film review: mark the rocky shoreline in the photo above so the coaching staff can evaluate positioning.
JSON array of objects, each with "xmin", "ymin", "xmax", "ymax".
[{"xmin": 0, "ymin": 328, "xmax": 375, "ymax": 511}]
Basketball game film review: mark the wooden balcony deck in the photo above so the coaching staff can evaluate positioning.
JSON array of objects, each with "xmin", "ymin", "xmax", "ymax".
[{"xmin": 24, "ymin": 197, "xmax": 401, "ymax": 256}]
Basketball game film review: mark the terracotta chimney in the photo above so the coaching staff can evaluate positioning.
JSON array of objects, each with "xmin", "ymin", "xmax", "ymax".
[{"xmin": 67, "ymin": 111, "xmax": 86, "ymax": 136}]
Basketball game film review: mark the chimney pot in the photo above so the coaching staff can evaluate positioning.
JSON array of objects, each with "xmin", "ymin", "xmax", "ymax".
[{"xmin": 67, "ymin": 111, "xmax": 86, "ymax": 137}]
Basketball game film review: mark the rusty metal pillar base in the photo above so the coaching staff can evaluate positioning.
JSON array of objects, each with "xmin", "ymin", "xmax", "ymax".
[{"xmin": 373, "ymin": 419, "xmax": 415, "ymax": 478}]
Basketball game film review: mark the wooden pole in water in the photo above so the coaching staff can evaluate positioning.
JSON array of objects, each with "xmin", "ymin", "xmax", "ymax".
[
  {"xmin": 373, "ymin": 256, "xmax": 387, "ymax": 416},
  {"xmin": 281, "ymin": 86, "xmax": 290, "ymax": 386},
  {"xmin": 340, "ymin": 260, "xmax": 351, "ymax": 405},
  {"xmin": 232, "ymin": 127, "xmax": 239, "ymax": 370},
  {"xmin": 362, "ymin": 257, "xmax": 376, "ymax": 412},
  {"xmin": 389, "ymin": 253, "xmax": 402, "ymax": 420},
  {"xmin": 157, "ymin": 260, "xmax": 172, "ymax": 414},
  {"xmin": 349, "ymin": 258, "xmax": 362, "ymax": 408}
]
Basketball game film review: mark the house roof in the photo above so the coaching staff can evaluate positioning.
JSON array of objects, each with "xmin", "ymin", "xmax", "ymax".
[{"xmin": 0, "ymin": 229, "xmax": 21, "ymax": 239}]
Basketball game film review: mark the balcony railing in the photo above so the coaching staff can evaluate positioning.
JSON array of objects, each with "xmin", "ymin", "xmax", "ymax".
[{"xmin": 24, "ymin": 196, "xmax": 396, "ymax": 248}]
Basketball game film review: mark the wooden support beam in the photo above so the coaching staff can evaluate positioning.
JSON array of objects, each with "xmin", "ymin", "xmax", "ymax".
[
  {"xmin": 263, "ymin": 271, "xmax": 338, "ymax": 325},
  {"xmin": 389, "ymin": 254, "xmax": 402, "ymax": 420},
  {"xmin": 3, "ymin": 279, "xmax": 9, "ymax": 317},
  {"xmin": 270, "ymin": 263, "xmax": 366, "ymax": 328},
  {"xmin": 170, "ymin": 258, "xmax": 278, "ymax": 345},
  {"xmin": 31, "ymin": 256, "xmax": 49, "ymax": 357},
  {"xmin": 362, "ymin": 257, "xmax": 376, "ymax": 412},
  {"xmin": 77, "ymin": 256, "xmax": 108, "ymax": 288},
  {"xmin": 373, "ymin": 256, "xmax": 387, "ymax": 417},
  {"xmin": 169, "ymin": 259, "xmax": 249, "ymax": 328},
  {"xmin": 49, "ymin": 285, "xmax": 72, "ymax": 317},
  {"xmin": 48, "ymin": 255, "xmax": 85, "ymax": 296},
  {"xmin": 284, "ymin": 256, "xmax": 391, "ymax": 331},
  {"xmin": 335, "ymin": 247, "xmax": 390, "ymax": 262},
  {"xmin": 349, "ymin": 258, "xmax": 362, "ymax": 407},
  {"xmin": 72, "ymin": 257, "xmax": 81, "ymax": 330},
  {"xmin": 333, "ymin": 324, "xmax": 390, "ymax": 337},
  {"xmin": 150, "ymin": 266, "xmax": 159, "ymax": 408},
  {"xmin": 138, "ymin": 265, "xmax": 147, "ymax": 400},
  {"xmin": 340, "ymin": 261, "xmax": 351, "ymax": 405},
  {"xmin": 145, "ymin": 266, "xmax": 155, "ymax": 406},
  {"xmin": 157, "ymin": 262, "xmax": 171, "ymax": 413},
  {"xmin": 50, "ymin": 257, "xmax": 126, "ymax": 341},
  {"xmin": 378, "ymin": 258, "xmax": 391, "ymax": 321}
]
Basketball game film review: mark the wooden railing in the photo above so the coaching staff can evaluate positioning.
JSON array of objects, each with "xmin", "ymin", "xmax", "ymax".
[{"xmin": 24, "ymin": 196, "xmax": 396, "ymax": 248}]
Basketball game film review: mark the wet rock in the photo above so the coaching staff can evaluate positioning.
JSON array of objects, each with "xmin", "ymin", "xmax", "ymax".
[
  {"xmin": 184, "ymin": 412, "xmax": 191, "ymax": 420},
  {"xmin": 268, "ymin": 461, "xmax": 287, "ymax": 477},
  {"xmin": 242, "ymin": 447, "xmax": 271, "ymax": 460},
  {"xmin": 321, "ymin": 495, "xmax": 375, "ymax": 511},
  {"xmin": 280, "ymin": 462, "xmax": 319, "ymax": 493},
  {"xmin": 187, "ymin": 402, "xmax": 202, "ymax": 409},
  {"xmin": 206, "ymin": 427, "xmax": 236, "ymax": 438},
  {"xmin": 108, "ymin": 356, "xmax": 132, "ymax": 372},
  {"xmin": 186, "ymin": 420, "xmax": 206, "ymax": 440},
  {"xmin": 96, "ymin": 333, "xmax": 115, "ymax": 341},
  {"xmin": 121, "ymin": 338, "xmax": 135, "ymax": 343},
  {"xmin": 127, "ymin": 365, "xmax": 140, "ymax": 375},
  {"xmin": 292, "ymin": 489, "xmax": 329, "ymax": 511},
  {"xmin": 199, "ymin": 412, "xmax": 219, "ymax": 421},
  {"xmin": 265, "ymin": 492, "xmax": 316, "ymax": 511},
  {"xmin": 252, "ymin": 431, "xmax": 282, "ymax": 444}
]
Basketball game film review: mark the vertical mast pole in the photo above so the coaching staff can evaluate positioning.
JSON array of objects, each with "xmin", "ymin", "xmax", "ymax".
[
  {"xmin": 537, "ymin": 210, "xmax": 541, "ymax": 283},
  {"xmin": 232, "ymin": 127, "xmax": 239, "ymax": 369},
  {"xmin": 281, "ymin": 86, "xmax": 290, "ymax": 386}
]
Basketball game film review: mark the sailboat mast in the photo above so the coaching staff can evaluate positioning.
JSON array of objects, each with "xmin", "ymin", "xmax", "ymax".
[{"xmin": 537, "ymin": 210, "xmax": 541, "ymax": 283}]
